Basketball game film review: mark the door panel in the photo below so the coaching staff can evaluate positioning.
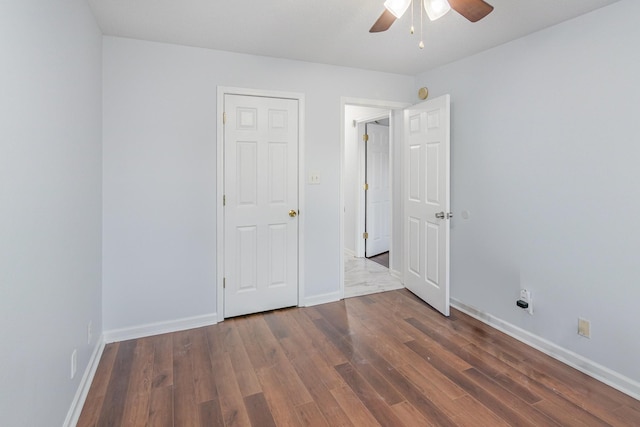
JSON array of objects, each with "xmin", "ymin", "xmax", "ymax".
[
  {"xmin": 224, "ymin": 94, "xmax": 299, "ymax": 318},
  {"xmin": 404, "ymin": 95, "xmax": 450, "ymax": 316},
  {"xmin": 365, "ymin": 123, "xmax": 391, "ymax": 257}
]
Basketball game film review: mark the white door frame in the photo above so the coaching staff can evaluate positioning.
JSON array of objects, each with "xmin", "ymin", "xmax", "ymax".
[
  {"xmin": 340, "ymin": 97, "xmax": 410, "ymax": 298},
  {"xmin": 217, "ymin": 87, "xmax": 305, "ymax": 321}
]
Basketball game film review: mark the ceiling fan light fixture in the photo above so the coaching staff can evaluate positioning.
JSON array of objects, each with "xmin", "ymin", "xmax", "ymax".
[
  {"xmin": 423, "ymin": 0, "xmax": 451, "ymax": 21},
  {"xmin": 383, "ymin": 0, "xmax": 412, "ymax": 19}
]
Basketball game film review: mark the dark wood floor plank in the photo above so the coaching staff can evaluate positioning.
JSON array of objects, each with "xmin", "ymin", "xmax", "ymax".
[
  {"xmin": 220, "ymin": 319, "xmax": 263, "ymax": 397},
  {"xmin": 77, "ymin": 342, "xmax": 119, "ymax": 427},
  {"xmin": 212, "ymin": 352, "xmax": 252, "ymax": 427},
  {"xmin": 255, "ymin": 365, "xmax": 305, "ymax": 426},
  {"xmin": 463, "ymin": 367, "xmax": 561, "ymax": 426},
  {"xmin": 330, "ymin": 384, "xmax": 382, "ymax": 427},
  {"xmin": 96, "ymin": 340, "xmax": 137, "ymax": 427},
  {"xmin": 533, "ymin": 396, "xmax": 612, "ymax": 426},
  {"xmin": 451, "ymin": 395, "xmax": 512, "ymax": 427},
  {"xmin": 334, "ymin": 362, "xmax": 405, "ymax": 427},
  {"xmin": 172, "ymin": 331, "xmax": 199, "ymax": 427},
  {"xmin": 315, "ymin": 303, "xmax": 408, "ymax": 405},
  {"xmin": 278, "ymin": 335, "xmax": 354, "ymax": 426},
  {"xmin": 396, "ymin": 360, "xmax": 466, "ymax": 403},
  {"xmin": 345, "ymin": 296, "xmax": 421, "ymax": 344},
  {"xmin": 384, "ymin": 365, "xmax": 459, "ymax": 427},
  {"xmin": 294, "ymin": 401, "xmax": 330, "ymax": 427},
  {"xmin": 243, "ymin": 392, "xmax": 277, "ymax": 427},
  {"xmin": 492, "ymin": 370, "xmax": 543, "ymax": 405},
  {"xmin": 198, "ymin": 399, "xmax": 225, "ymax": 427},
  {"xmin": 497, "ymin": 364, "xmax": 620, "ymax": 426},
  {"xmin": 274, "ymin": 314, "xmax": 346, "ymax": 392},
  {"xmin": 612, "ymin": 404, "xmax": 640, "ymax": 426},
  {"xmin": 241, "ymin": 314, "xmax": 314, "ymax": 408},
  {"xmin": 79, "ymin": 290, "xmax": 640, "ymax": 426},
  {"xmin": 391, "ymin": 401, "xmax": 435, "ymax": 427},
  {"xmin": 120, "ymin": 337, "xmax": 155, "ymax": 426},
  {"xmin": 150, "ymin": 333, "xmax": 173, "ymax": 388},
  {"xmin": 189, "ymin": 327, "xmax": 218, "ymax": 404},
  {"xmin": 236, "ymin": 314, "xmax": 279, "ymax": 371},
  {"xmin": 147, "ymin": 385, "xmax": 173, "ymax": 427},
  {"xmin": 406, "ymin": 339, "xmax": 539, "ymax": 427},
  {"xmin": 289, "ymin": 308, "xmax": 348, "ymax": 367}
]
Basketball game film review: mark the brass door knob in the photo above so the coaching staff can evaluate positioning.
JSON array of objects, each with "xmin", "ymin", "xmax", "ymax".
[{"xmin": 289, "ymin": 209, "xmax": 297, "ymax": 218}]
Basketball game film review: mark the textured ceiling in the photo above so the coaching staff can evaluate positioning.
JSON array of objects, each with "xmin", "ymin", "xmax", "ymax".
[{"xmin": 88, "ymin": 0, "xmax": 621, "ymax": 75}]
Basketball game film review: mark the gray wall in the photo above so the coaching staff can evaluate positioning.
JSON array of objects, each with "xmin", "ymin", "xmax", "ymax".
[
  {"xmin": 102, "ymin": 36, "xmax": 415, "ymax": 331},
  {"xmin": 0, "ymin": 0, "xmax": 103, "ymax": 425},
  {"xmin": 416, "ymin": 0, "xmax": 640, "ymax": 383}
]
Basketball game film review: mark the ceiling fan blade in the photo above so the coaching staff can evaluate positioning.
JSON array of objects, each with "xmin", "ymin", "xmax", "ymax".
[
  {"xmin": 448, "ymin": 0, "xmax": 494, "ymax": 22},
  {"xmin": 369, "ymin": 9, "xmax": 397, "ymax": 33}
]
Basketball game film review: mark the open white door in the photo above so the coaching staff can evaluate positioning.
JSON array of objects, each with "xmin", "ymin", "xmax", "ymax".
[
  {"xmin": 404, "ymin": 95, "xmax": 451, "ymax": 316},
  {"xmin": 365, "ymin": 123, "xmax": 391, "ymax": 257},
  {"xmin": 223, "ymin": 94, "xmax": 299, "ymax": 318}
]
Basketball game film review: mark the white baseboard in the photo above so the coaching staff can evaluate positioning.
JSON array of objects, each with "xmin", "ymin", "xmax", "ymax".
[
  {"xmin": 344, "ymin": 248, "xmax": 356, "ymax": 257},
  {"xmin": 63, "ymin": 336, "xmax": 106, "ymax": 427},
  {"xmin": 451, "ymin": 298, "xmax": 640, "ymax": 401},
  {"xmin": 103, "ymin": 312, "xmax": 218, "ymax": 343},
  {"xmin": 302, "ymin": 291, "xmax": 342, "ymax": 307},
  {"xmin": 389, "ymin": 268, "xmax": 403, "ymax": 281}
]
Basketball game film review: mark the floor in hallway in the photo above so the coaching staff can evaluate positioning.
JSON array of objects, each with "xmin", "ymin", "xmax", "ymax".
[{"xmin": 344, "ymin": 251, "xmax": 403, "ymax": 298}]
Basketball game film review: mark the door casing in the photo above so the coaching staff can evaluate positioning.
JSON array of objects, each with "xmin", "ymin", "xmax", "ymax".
[
  {"xmin": 217, "ymin": 87, "xmax": 305, "ymax": 321},
  {"xmin": 340, "ymin": 98, "xmax": 410, "ymax": 298}
]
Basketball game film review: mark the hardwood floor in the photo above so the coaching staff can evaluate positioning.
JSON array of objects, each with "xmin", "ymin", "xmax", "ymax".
[
  {"xmin": 367, "ymin": 252, "xmax": 389, "ymax": 269},
  {"xmin": 78, "ymin": 289, "xmax": 640, "ymax": 426}
]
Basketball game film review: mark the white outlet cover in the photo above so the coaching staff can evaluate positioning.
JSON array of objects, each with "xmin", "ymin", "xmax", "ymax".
[{"xmin": 308, "ymin": 173, "xmax": 321, "ymax": 184}]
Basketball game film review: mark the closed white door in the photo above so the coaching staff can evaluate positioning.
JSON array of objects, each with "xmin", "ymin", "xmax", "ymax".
[
  {"xmin": 223, "ymin": 94, "xmax": 299, "ymax": 318},
  {"xmin": 404, "ymin": 95, "xmax": 451, "ymax": 316},
  {"xmin": 365, "ymin": 123, "xmax": 391, "ymax": 257}
]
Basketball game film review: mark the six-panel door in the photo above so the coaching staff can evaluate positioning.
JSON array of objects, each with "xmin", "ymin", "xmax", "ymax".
[{"xmin": 224, "ymin": 94, "xmax": 299, "ymax": 318}]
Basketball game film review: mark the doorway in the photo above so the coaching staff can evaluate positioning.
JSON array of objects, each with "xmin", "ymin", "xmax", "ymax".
[{"xmin": 341, "ymin": 99, "xmax": 409, "ymax": 298}]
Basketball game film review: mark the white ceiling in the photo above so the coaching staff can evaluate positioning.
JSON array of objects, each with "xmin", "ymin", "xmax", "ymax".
[{"xmin": 88, "ymin": 0, "xmax": 621, "ymax": 75}]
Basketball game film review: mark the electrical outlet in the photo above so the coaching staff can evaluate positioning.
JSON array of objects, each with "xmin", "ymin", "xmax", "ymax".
[
  {"xmin": 71, "ymin": 349, "xmax": 77, "ymax": 379},
  {"xmin": 578, "ymin": 318, "xmax": 591, "ymax": 338},
  {"xmin": 519, "ymin": 289, "xmax": 533, "ymax": 315},
  {"xmin": 308, "ymin": 172, "xmax": 321, "ymax": 184},
  {"xmin": 87, "ymin": 321, "xmax": 92, "ymax": 345}
]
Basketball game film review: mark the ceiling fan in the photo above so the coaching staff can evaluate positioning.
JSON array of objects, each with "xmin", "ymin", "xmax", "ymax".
[{"xmin": 370, "ymin": 0, "xmax": 493, "ymax": 33}]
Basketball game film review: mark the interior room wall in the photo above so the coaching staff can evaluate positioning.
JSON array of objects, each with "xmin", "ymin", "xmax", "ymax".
[
  {"xmin": 416, "ymin": 0, "xmax": 640, "ymax": 385},
  {"xmin": 102, "ymin": 36, "xmax": 414, "ymax": 331},
  {"xmin": 0, "ymin": 0, "xmax": 103, "ymax": 425}
]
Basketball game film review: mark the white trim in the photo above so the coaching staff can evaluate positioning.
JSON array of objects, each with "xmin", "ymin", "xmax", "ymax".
[
  {"xmin": 217, "ymin": 86, "xmax": 306, "ymax": 321},
  {"xmin": 302, "ymin": 291, "xmax": 342, "ymax": 307},
  {"xmin": 355, "ymin": 121, "xmax": 366, "ymax": 258},
  {"xmin": 340, "ymin": 97, "xmax": 411, "ymax": 300},
  {"xmin": 344, "ymin": 248, "xmax": 356, "ymax": 257},
  {"xmin": 103, "ymin": 313, "xmax": 218, "ymax": 343},
  {"xmin": 389, "ymin": 268, "xmax": 403, "ymax": 281},
  {"xmin": 451, "ymin": 298, "xmax": 640, "ymax": 401},
  {"xmin": 63, "ymin": 336, "xmax": 106, "ymax": 427}
]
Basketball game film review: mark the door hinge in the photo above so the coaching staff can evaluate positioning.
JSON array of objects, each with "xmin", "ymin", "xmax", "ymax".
[
  {"xmin": 363, "ymin": 183, "xmax": 369, "ymax": 191},
  {"xmin": 223, "ymin": 277, "xmax": 226, "ymax": 288},
  {"xmin": 363, "ymin": 133, "xmax": 369, "ymax": 142},
  {"xmin": 223, "ymin": 194, "xmax": 226, "ymax": 206},
  {"xmin": 363, "ymin": 232, "xmax": 369, "ymax": 239},
  {"xmin": 223, "ymin": 111, "xmax": 227, "ymax": 125}
]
